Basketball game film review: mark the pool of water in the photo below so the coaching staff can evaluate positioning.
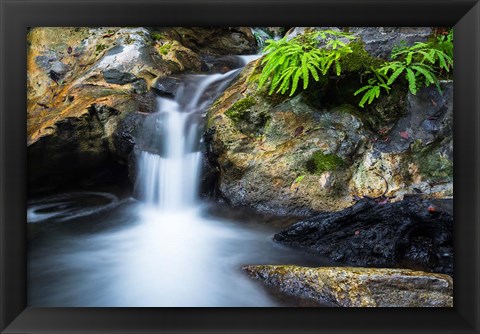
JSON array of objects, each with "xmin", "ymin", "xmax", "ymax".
[{"xmin": 27, "ymin": 191, "xmax": 336, "ymax": 307}]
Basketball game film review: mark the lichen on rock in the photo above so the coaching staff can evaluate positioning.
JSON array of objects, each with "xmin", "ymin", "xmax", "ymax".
[{"xmin": 243, "ymin": 265, "xmax": 453, "ymax": 307}]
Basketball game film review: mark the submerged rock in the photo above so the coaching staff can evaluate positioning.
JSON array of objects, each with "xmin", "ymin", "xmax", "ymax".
[
  {"xmin": 243, "ymin": 265, "xmax": 453, "ymax": 307},
  {"xmin": 274, "ymin": 197, "xmax": 453, "ymax": 275}
]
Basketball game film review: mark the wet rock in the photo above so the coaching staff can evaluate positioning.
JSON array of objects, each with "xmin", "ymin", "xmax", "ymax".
[
  {"xmin": 206, "ymin": 59, "xmax": 371, "ymax": 215},
  {"xmin": 286, "ymin": 27, "xmax": 432, "ymax": 60},
  {"xmin": 374, "ymin": 81, "xmax": 453, "ymax": 154},
  {"xmin": 202, "ymin": 55, "xmax": 245, "ymax": 74},
  {"xmin": 274, "ymin": 197, "xmax": 453, "ymax": 275},
  {"xmin": 166, "ymin": 27, "xmax": 258, "ymax": 55},
  {"xmin": 152, "ymin": 75, "xmax": 183, "ymax": 96},
  {"xmin": 199, "ymin": 146, "xmax": 221, "ymax": 200},
  {"xmin": 111, "ymin": 111, "xmax": 149, "ymax": 160},
  {"xmin": 349, "ymin": 82, "xmax": 453, "ymax": 199},
  {"xmin": 28, "ymin": 104, "xmax": 118, "ymax": 188},
  {"xmin": 243, "ymin": 265, "xmax": 453, "ymax": 307},
  {"xmin": 349, "ymin": 27, "xmax": 433, "ymax": 59},
  {"xmin": 28, "ymin": 26, "xmax": 250, "ymax": 191},
  {"xmin": 103, "ymin": 69, "xmax": 138, "ymax": 85}
]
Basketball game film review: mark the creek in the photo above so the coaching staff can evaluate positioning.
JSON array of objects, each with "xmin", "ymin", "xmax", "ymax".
[{"xmin": 27, "ymin": 56, "xmax": 335, "ymax": 307}]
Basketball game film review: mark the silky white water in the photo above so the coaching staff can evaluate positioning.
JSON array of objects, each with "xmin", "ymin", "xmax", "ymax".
[
  {"xmin": 27, "ymin": 56, "xmax": 332, "ymax": 307},
  {"xmin": 136, "ymin": 69, "xmax": 241, "ymax": 209}
]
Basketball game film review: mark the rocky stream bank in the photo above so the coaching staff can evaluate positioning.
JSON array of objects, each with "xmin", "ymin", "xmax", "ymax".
[{"xmin": 27, "ymin": 27, "xmax": 453, "ymax": 307}]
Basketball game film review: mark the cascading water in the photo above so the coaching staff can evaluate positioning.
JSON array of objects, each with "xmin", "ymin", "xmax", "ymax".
[
  {"xmin": 136, "ymin": 69, "xmax": 242, "ymax": 210},
  {"xmin": 27, "ymin": 54, "xmax": 333, "ymax": 307}
]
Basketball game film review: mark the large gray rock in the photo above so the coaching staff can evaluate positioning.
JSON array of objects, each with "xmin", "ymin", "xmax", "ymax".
[
  {"xmin": 286, "ymin": 27, "xmax": 432, "ymax": 59},
  {"xmin": 350, "ymin": 27, "xmax": 433, "ymax": 59},
  {"xmin": 350, "ymin": 81, "xmax": 453, "ymax": 199},
  {"xmin": 243, "ymin": 265, "xmax": 453, "ymax": 307}
]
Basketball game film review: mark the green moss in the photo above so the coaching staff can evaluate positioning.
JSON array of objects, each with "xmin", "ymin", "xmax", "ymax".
[
  {"xmin": 95, "ymin": 44, "xmax": 108, "ymax": 55},
  {"xmin": 225, "ymin": 96, "xmax": 256, "ymax": 122},
  {"xmin": 411, "ymin": 140, "xmax": 452, "ymax": 182},
  {"xmin": 158, "ymin": 42, "xmax": 172, "ymax": 55},
  {"xmin": 341, "ymin": 41, "xmax": 384, "ymax": 73},
  {"xmin": 151, "ymin": 32, "xmax": 166, "ymax": 41},
  {"xmin": 306, "ymin": 151, "xmax": 344, "ymax": 174},
  {"xmin": 419, "ymin": 153, "xmax": 452, "ymax": 181}
]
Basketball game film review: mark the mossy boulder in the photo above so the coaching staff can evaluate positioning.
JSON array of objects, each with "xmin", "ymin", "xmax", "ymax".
[
  {"xmin": 206, "ymin": 60, "xmax": 370, "ymax": 215},
  {"xmin": 206, "ymin": 28, "xmax": 451, "ymax": 214},
  {"xmin": 243, "ymin": 265, "xmax": 453, "ymax": 307}
]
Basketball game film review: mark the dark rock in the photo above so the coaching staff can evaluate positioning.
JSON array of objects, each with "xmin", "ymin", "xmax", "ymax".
[
  {"xmin": 112, "ymin": 111, "xmax": 148, "ymax": 160},
  {"xmin": 375, "ymin": 81, "xmax": 453, "ymax": 154},
  {"xmin": 168, "ymin": 27, "xmax": 258, "ymax": 55},
  {"xmin": 132, "ymin": 78, "xmax": 148, "ymax": 94},
  {"xmin": 103, "ymin": 69, "xmax": 138, "ymax": 85},
  {"xmin": 50, "ymin": 61, "xmax": 69, "ymax": 75},
  {"xmin": 28, "ymin": 106, "xmax": 118, "ymax": 190},
  {"xmin": 199, "ymin": 151, "xmax": 221, "ymax": 200},
  {"xmin": 202, "ymin": 55, "xmax": 245, "ymax": 74},
  {"xmin": 133, "ymin": 112, "xmax": 165, "ymax": 155},
  {"xmin": 350, "ymin": 27, "xmax": 433, "ymax": 59},
  {"xmin": 35, "ymin": 53, "xmax": 69, "ymax": 79},
  {"xmin": 243, "ymin": 265, "xmax": 453, "ymax": 307},
  {"xmin": 274, "ymin": 197, "xmax": 453, "ymax": 275},
  {"xmin": 152, "ymin": 75, "xmax": 183, "ymax": 96}
]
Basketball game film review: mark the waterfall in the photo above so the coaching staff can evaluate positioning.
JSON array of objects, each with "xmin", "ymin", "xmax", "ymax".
[{"xmin": 136, "ymin": 67, "xmax": 243, "ymax": 210}]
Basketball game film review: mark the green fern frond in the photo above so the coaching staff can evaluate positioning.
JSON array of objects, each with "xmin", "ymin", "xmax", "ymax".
[
  {"xmin": 386, "ymin": 66, "xmax": 405, "ymax": 85},
  {"xmin": 405, "ymin": 68, "xmax": 417, "ymax": 94}
]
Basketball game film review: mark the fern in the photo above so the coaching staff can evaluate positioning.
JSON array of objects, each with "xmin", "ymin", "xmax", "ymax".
[
  {"xmin": 258, "ymin": 30, "xmax": 356, "ymax": 96},
  {"xmin": 355, "ymin": 28, "xmax": 453, "ymax": 107},
  {"xmin": 354, "ymin": 69, "xmax": 391, "ymax": 108}
]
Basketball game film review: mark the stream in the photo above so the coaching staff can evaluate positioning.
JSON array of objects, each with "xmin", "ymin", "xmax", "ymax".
[{"xmin": 27, "ymin": 55, "xmax": 335, "ymax": 307}]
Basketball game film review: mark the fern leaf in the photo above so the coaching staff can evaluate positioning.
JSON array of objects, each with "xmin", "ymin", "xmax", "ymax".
[
  {"xmin": 307, "ymin": 63, "xmax": 320, "ymax": 81},
  {"xmin": 405, "ymin": 52, "xmax": 413, "ymax": 65},
  {"xmin": 387, "ymin": 66, "xmax": 405, "ymax": 85},
  {"xmin": 379, "ymin": 84, "xmax": 391, "ymax": 92},
  {"xmin": 302, "ymin": 55, "xmax": 309, "ymax": 89},
  {"xmin": 276, "ymin": 67, "xmax": 296, "ymax": 94},
  {"xmin": 411, "ymin": 65, "xmax": 436, "ymax": 84},
  {"xmin": 335, "ymin": 61, "xmax": 341, "ymax": 76},
  {"xmin": 418, "ymin": 51, "xmax": 435, "ymax": 63},
  {"xmin": 290, "ymin": 69, "xmax": 303, "ymax": 96},
  {"xmin": 358, "ymin": 90, "xmax": 372, "ymax": 108},
  {"xmin": 368, "ymin": 87, "xmax": 378, "ymax": 104},
  {"xmin": 354, "ymin": 85, "xmax": 372, "ymax": 96},
  {"xmin": 405, "ymin": 68, "xmax": 417, "ymax": 94}
]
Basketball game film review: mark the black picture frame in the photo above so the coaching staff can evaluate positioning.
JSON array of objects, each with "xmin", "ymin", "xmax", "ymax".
[{"xmin": 1, "ymin": 0, "xmax": 479, "ymax": 333}]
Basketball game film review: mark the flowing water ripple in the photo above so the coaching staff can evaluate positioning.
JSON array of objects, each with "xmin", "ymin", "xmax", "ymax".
[{"xmin": 27, "ymin": 192, "xmax": 119, "ymax": 223}]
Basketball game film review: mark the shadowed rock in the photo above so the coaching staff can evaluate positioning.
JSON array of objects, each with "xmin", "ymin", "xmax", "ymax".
[{"xmin": 274, "ymin": 197, "xmax": 453, "ymax": 275}]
